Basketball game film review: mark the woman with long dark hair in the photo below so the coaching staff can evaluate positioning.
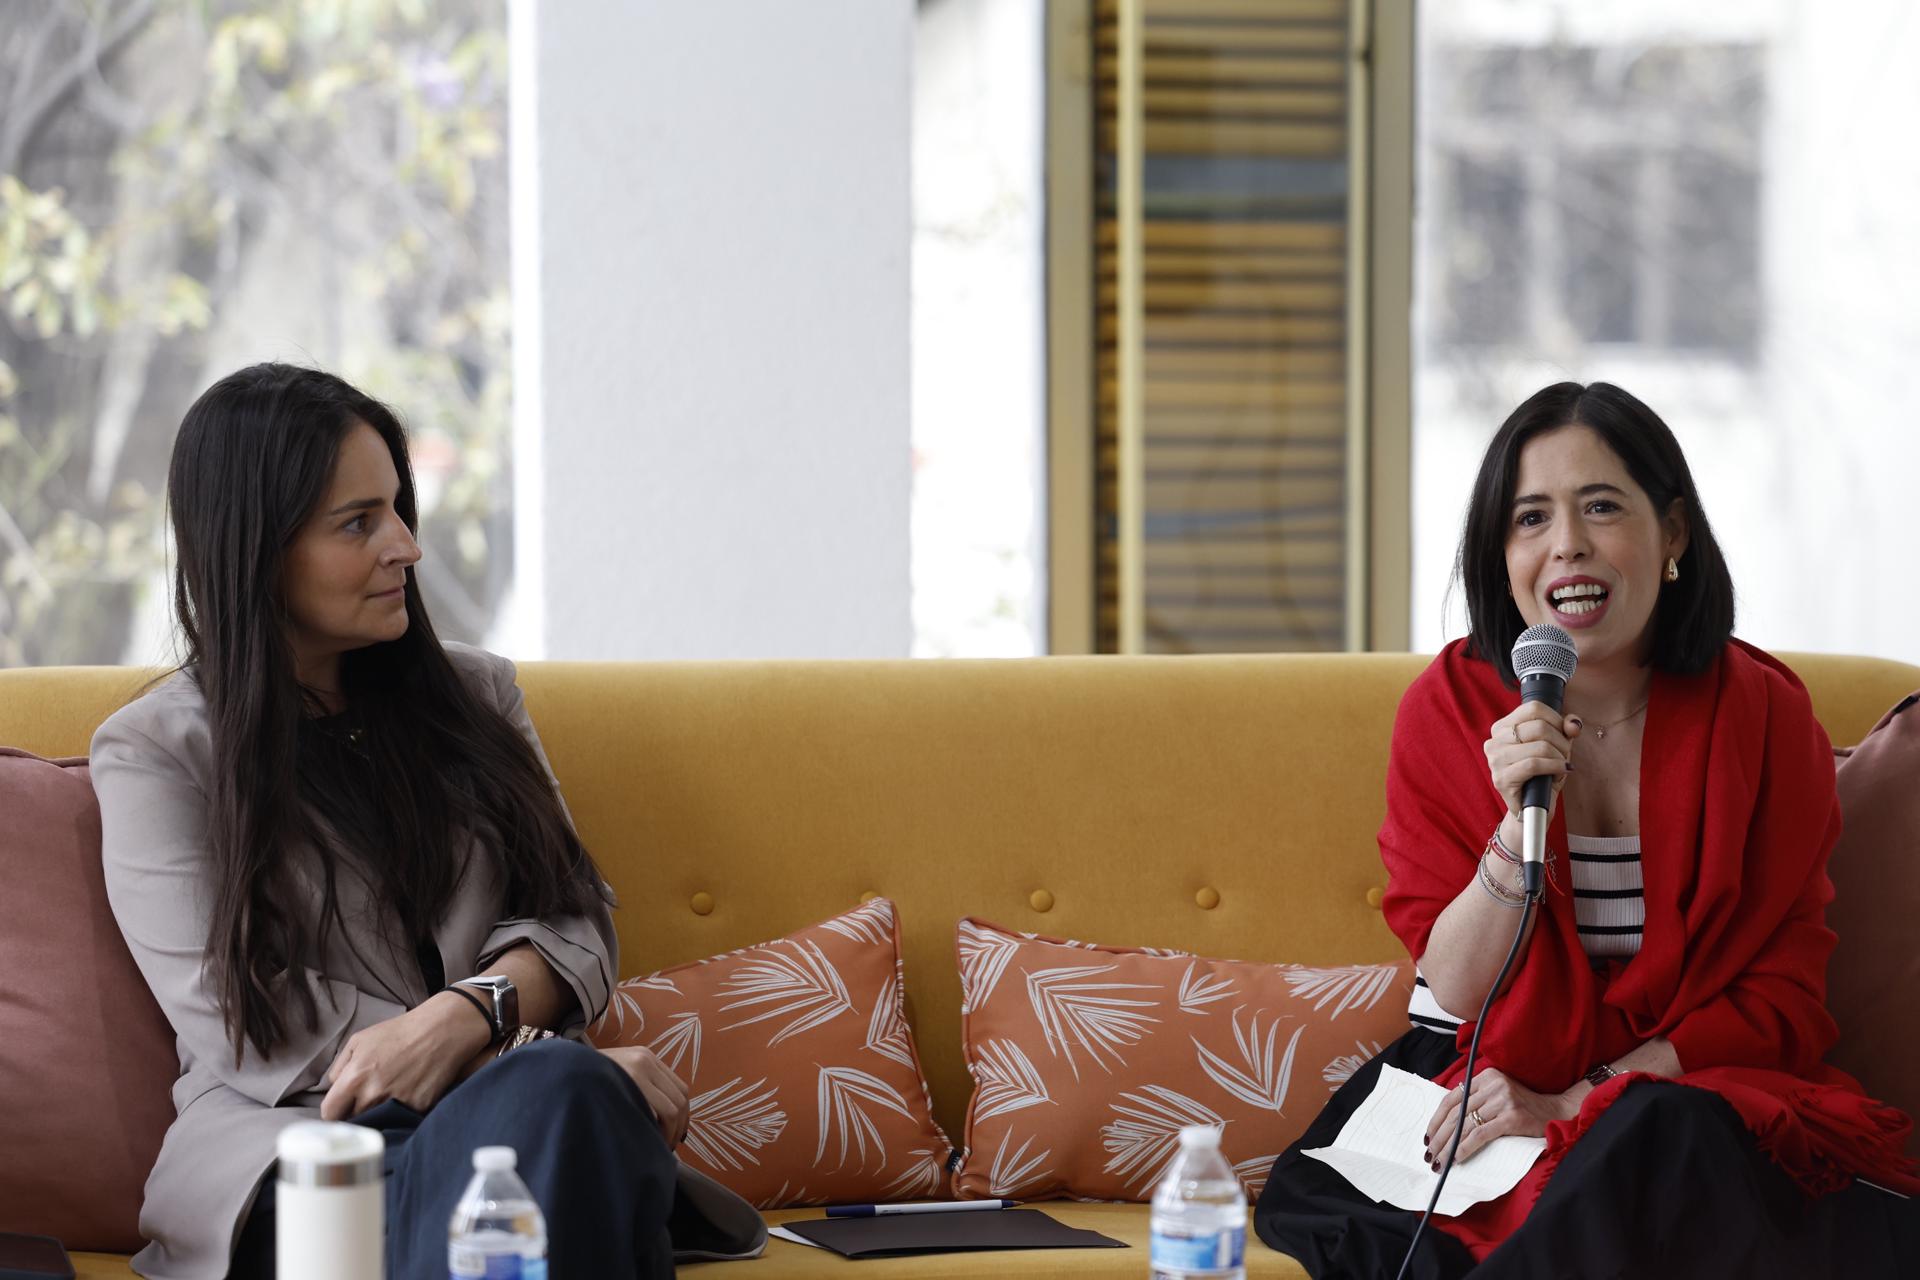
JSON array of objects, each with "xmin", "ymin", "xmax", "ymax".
[
  {"xmin": 91, "ymin": 364, "xmax": 761, "ymax": 1278},
  {"xmin": 1252, "ymin": 382, "xmax": 1919, "ymax": 1277}
]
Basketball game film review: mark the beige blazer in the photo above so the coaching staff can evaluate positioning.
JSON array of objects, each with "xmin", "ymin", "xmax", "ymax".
[{"xmin": 91, "ymin": 643, "xmax": 760, "ymax": 1278}]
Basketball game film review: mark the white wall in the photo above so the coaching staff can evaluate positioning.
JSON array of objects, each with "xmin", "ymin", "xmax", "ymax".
[{"xmin": 505, "ymin": 0, "xmax": 913, "ymax": 660}]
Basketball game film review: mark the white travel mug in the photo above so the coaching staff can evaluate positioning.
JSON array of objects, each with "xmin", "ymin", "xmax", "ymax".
[{"xmin": 275, "ymin": 1121, "xmax": 385, "ymax": 1280}]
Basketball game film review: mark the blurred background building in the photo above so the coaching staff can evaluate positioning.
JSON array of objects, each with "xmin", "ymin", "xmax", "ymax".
[{"xmin": 1, "ymin": 0, "xmax": 1915, "ymax": 668}]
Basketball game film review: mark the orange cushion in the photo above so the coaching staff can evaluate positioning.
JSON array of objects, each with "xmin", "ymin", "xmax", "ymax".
[
  {"xmin": 950, "ymin": 918, "xmax": 1415, "ymax": 1203},
  {"xmin": 0, "ymin": 749, "xmax": 176, "ymax": 1252},
  {"xmin": 589, "ymin": 898, "xmax": 953, "ymax": 1207}
]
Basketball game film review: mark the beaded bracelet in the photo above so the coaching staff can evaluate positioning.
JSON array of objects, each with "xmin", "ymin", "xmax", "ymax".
[{"xmin": 494, "ymin": 1024, "xmax": 558, "ymax": 1059}]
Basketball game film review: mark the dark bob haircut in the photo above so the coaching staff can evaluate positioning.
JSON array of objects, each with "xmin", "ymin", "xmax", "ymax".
[{"xmin": 1459, "ymin": 381, "xmax": 1735, "ymax": 686}]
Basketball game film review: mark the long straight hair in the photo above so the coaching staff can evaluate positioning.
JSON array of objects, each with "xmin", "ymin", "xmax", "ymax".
[
  {"xmin": 1457, "ymin": 381, "xmax": 1735, "ymax": 686},
  {"xmin": 168, "ymin": 363, "xmax": 607, "ymax": 1061}
]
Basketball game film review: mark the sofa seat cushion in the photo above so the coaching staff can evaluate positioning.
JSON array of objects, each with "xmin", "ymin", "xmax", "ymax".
[
  {"xmin": 78, "ymin": 1205, "xmax": 1314, "ymax": 1278},
  {"xmin": 681, "ymin": 1203, "xmax": 1306, "ymax": 1277}
]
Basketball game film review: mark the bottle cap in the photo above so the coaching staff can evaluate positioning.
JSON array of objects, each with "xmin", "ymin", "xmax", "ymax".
[
  {"xmin": 1177, "ymin": 1124, "xmax": 1223, "ymax": 1149},
  {"xmin": 473, "ymin": 1145, "xmax": 518, "ymax": 1172},
  {"xmin": 276, "ymin": 1122, "xmax": 384, "ymax": 1186}
]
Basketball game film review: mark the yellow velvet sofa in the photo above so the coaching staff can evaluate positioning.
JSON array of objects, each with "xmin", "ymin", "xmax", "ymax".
[{"xmin": 6, "ymin": 650, "xmax": 1915, "ymax": 1280}]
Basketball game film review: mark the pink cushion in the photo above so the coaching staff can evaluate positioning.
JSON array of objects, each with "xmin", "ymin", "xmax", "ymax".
[
  {"xmin": 1829, "ymin": 700, "xmax": 1920, "ymax": 1160},
  {"xmin": 0, "ymin": 749, "xmax": 176, "ymax": 1252}
]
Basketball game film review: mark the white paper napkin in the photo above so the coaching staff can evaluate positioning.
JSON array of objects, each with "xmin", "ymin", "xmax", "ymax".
[
  {"xmin": 1301, "ymin": 1064, "xmax": 1546, "ymax": 1216},
  {"xmin": 769, "ymin": 1226, "xmax": 830, "ymax": 1250}
]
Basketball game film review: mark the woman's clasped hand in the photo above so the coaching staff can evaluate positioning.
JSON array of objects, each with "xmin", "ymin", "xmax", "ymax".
[
  {"xmin": 598, "ymin": 1044, "xmax": 693, "ymax": 1148},
  {"xmin": 1421, "ymin": 1067, "xmax": 1575, "ymax": 1169},
  {"xmin": 319, "ymin": 991, "xmax": 493, "ymax": 1121}
]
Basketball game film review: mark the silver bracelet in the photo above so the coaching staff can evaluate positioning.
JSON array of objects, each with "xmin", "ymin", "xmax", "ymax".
[
  {"xmin": 1487, "ymin": 827, "xmax": 1521, "ymax": 865},
  {"xmin": 1476, "ymin": 852, "xmax": 1526, "ymax": 907}
]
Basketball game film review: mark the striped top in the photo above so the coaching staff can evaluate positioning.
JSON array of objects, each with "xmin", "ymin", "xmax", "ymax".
[
  {"xmin": 1568, "ymin": 833, "xmax": 1645, "ymax": 957},
  {"xmin": 1409, "ymin": 833, "xmax": 1646, "ymax": 1034}
]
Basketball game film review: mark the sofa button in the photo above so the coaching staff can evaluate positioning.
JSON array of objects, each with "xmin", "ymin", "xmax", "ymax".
[
  {"xmin": 1365, "ymin": 886, "xmax": 1385, "ymax": 910},
  {"xmin": 690, "ymin": 891, "xmax": 716, "ymax": 916},
  {"xmin": 1195, "ymin": 886, "xmax": 1221, "ymax": 910},
  {"xmin": 1029, "ymin": 889, "xmax": 1055, "ymax": 913}
]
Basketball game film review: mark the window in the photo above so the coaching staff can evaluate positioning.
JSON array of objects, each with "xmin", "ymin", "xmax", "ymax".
[
  {"xmin": 1053, "ymin": 0, "xmax": 1369, "ymax": 655},
  {"xmin": 1412, "ymin": 1, "xmax": 1920, "ymax": 664},
  {"xmin": 0, "ymin": 1, "xmax": 511, "ymax": 666},
  {"xmin": 1427, "ymin": 43, "xmax": 1764, "ymax": 360}
]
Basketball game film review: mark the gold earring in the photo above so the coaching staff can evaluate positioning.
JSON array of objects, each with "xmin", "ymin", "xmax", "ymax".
[{"xmin": 1665, "ymin": 557, "xmax": 1680, "ymax": 583}]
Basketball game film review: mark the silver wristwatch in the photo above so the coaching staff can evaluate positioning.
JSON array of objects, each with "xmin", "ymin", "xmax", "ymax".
[{"xmin": 451, "ymin": 974, "xmax": 518, "ymax": 1043}]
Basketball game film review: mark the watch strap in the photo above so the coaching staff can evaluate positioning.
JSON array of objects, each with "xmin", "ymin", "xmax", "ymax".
[
  {"xmin": 1584, "ymin": 1061, "xmax": 1619, "ymax": 1089},
  {"xmin": 443, "ymin": 983, "xmax": 497, "ymax": 1040},
  {"xmin": 451, "ymin": 976, "xmax": 517, "ymax": 1042}
]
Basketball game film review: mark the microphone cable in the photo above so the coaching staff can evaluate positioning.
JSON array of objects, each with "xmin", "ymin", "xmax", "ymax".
[{"xmin": 1389, "ymin": 886, "xmax": 1540, "ymax": 1280}]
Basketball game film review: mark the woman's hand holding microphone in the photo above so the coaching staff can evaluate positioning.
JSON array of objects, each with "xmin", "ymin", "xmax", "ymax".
[{"xmin": 1483, "ymin": 704, "xmax": 1584, "ymax": 846}]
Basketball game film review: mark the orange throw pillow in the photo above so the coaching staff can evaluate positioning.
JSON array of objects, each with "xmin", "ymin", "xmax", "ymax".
[
  {"xmin": 951, "ymin": 918, "xmax": 1415, "ymax": 1203},
  {"xmin": 589, "ymin": 898, "xmax": 952, "ymax": 1208}
]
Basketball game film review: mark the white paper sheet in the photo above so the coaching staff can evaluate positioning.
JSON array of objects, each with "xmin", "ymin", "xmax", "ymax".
[
  {"xmin": 1301, "ymin": 1064, "xmax": 1546, "ymax": 1216},
  {"xmin": 769, "ymin": 1226, "xmax": 830, "ymax": 1250}
]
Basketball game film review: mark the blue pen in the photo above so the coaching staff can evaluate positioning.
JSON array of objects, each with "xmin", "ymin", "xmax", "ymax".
[{"xmin": 824, "ymin": 1199, "xmax": 1020, "ymax": 1217}]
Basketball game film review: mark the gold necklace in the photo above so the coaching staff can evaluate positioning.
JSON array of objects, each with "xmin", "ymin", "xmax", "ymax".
[{"xmin": 1582, "ymin": 700, "xmax": 1649, "ymax": 742}]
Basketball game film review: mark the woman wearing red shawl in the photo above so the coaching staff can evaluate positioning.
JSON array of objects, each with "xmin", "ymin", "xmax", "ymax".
[{"xmin": 1253, "ymin": 383, "xmax": 1919, "ymax": 1278}]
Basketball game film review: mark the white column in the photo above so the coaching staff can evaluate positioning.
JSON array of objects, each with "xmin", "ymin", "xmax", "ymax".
[{"xmin": 505, "ymin": 0, "xmax": 913, "ymax": 659}]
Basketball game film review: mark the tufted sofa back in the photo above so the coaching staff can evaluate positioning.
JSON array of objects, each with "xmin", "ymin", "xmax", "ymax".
[{"xmin": 4, "ymin": 651, "xmax": 1916, "ymax": 1142}]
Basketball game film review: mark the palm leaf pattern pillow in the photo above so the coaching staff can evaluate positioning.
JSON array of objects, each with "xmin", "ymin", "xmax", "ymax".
[
  {"xmin": 590, "ymin": 898, "xmax": 951, "ymax": 1208},
  {"xmin": 951, "ymin": 917, "xmax": 1414, "ymax": 1203}
]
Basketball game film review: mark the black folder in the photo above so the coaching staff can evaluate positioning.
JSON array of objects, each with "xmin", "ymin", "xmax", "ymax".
[{"xmin": 777, "ymin": 1209, "xmax": 1128, "ymax": 1259}]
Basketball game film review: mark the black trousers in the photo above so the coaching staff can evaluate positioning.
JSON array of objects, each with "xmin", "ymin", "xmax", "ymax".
[
  {"xmin": 1253, "ymin": 1028, "xmax": 1920, "ymax": 1280},
  {"xmin": 232, "ymin": 1038, "xmax": 677, "ymax": 1280}
]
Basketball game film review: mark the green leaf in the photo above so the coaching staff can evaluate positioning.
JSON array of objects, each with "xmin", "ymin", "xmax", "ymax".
[
  {"xmin": 72, "ymin": 290, "xmax": 99, "ymax": 338},
  {"xmin": 9, "ymin": 278, "xmax": 41, "ymax": 321}
]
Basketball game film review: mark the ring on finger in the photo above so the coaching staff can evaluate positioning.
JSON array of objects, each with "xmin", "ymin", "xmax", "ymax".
[{"xmin": 1469, "ymin": 1107, "xmax": 1487, "ymax": 1126}]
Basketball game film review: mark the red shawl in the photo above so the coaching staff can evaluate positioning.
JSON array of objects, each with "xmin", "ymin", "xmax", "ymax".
[{"xmin": 1380, "ymin": 639, "xmax": 1920, "ymax": 1259}]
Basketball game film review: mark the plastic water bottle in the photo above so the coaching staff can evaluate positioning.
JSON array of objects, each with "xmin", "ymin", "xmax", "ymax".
[
  {"xmin": 1149, "ymin": 1125, "xmax": 1246, "ymax": 1280},
  {"xmin": 448, "ymin": 1146, "xmax": 548, "ymax": 1280}
]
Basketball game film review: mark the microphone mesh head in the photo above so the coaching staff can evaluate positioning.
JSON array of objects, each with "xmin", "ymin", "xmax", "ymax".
[{"xmin": 1512, "ymin": 624, "xmax": 1578, "ymax": 683}]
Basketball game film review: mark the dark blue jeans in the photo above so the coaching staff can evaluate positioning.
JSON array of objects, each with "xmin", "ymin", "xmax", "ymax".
[{"xmin": 232, "ymin": 1039, "xmax": 676, "ymax": 1279}]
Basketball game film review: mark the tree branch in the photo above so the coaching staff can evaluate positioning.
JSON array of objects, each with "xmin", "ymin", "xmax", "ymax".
[
  {"xmin": 0, "ymin": 0, "xmax": 159, "ymax": 176},
  {"xmin": 0, "ymin": 494, "xmax": 54, "ymax": 601}
]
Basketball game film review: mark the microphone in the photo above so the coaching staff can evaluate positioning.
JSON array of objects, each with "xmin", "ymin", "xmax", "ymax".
[{"xmin": 1509, "ymin": 624, "xmax": 1578, "ymax": 895}]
